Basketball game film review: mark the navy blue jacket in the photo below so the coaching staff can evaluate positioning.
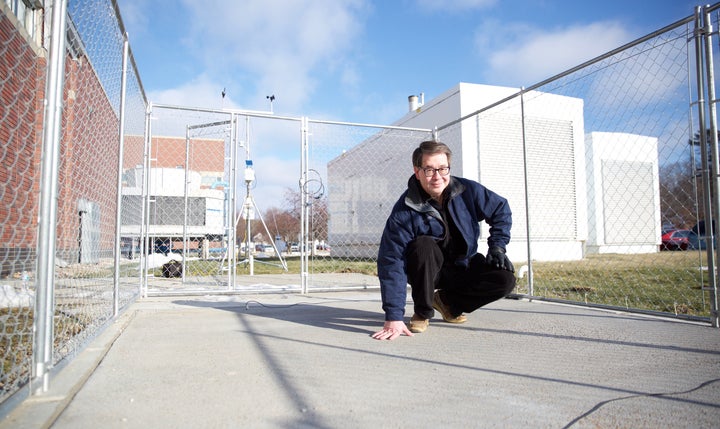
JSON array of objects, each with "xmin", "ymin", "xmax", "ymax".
[{"xmin": 377, "ymin": 175, "xmax": 512, "ymax": 321}]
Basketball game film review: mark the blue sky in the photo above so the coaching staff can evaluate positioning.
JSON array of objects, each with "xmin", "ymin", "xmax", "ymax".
[
  {"xmin": 117, "ymin": 0, "xmax": 699, "ymax": 124},
  {"xmin": 114, "ymin": 0, "xmax": 703, "ymax": 211}
]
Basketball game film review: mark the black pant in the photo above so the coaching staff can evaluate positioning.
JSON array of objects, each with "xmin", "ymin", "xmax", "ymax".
[{"xmin": 406, "ymin": 236, "xmax": 517, "ymax": 319}]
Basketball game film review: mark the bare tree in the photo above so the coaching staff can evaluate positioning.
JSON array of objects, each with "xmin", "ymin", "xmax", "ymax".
[
  {"xmin": 234, "ymin": 188, "xmax": 330, "ymax": 253},
  {"xmin": 657, "ymin": 130, "xmax": 720, "ymax": 231},
  {"xmin": 308, "ymin": 197, "xmax": 329, "ymax": 242},
  {"xmin": 235, "ymin": 216, "xmax": 265, "ymax": 247},
  {"xmin": 660, "ymin": 157, "xmax": 700, "ymax": 229},
  {"xmin": 264, "ymin": 206, "xmax": 300, "ymax": 245},
  {"xmin": 284, "ymin": 187, "xmax": 329, "ymax": 244}
]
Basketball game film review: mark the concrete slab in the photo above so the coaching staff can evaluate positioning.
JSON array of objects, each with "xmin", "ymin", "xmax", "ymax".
[{"xmin": 1, "ymin": 292, "xmax": 719, "ymax": 428}]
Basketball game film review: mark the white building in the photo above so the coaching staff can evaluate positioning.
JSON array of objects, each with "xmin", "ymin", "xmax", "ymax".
[
  {"xmin": 328, "ymin": 82, "xmax": 661, "ymax": 262},
  {"xmin": 120, "ymin": 167, "xmax": 226, "ymax": 255},
  {"xmin": 585, "ymin": 132, "xmax": 660, "ymax": 254}
]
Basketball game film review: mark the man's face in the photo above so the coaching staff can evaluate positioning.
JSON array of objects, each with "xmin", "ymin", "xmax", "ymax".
[{"xmin": 414, "ymin": 152, "xmax": 450, "ymax": 201}]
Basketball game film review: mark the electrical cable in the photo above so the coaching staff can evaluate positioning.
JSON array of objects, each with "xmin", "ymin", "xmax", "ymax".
[
  {"xmin": 300, "ymin": 168, "xmax": 325, "ymax": 199},
  {"xmin": 562, "ymin": 377, "xmax": 720, "ymax": 428}
]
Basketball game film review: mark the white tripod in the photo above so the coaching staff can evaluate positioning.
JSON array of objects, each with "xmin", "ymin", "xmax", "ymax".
[{"xmin": 237, "ymin": 159, "xmax": 287, "ymax": 274}]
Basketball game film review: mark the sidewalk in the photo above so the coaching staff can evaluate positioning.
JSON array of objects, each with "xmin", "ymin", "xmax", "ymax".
[{"xmin": 1, "ymin": 289, "xmax": 719, "ymax": 428}]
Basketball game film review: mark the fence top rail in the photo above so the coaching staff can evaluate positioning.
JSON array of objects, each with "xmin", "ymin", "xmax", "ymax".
[
  {"xmin": 151, "ymin": 103, "xmax": 433, "ymax": 132},
  {"xmin": 187, "ymin": 119, "xmax": 232, "ymax": 130},
  {"xmin": 708, "ymin": 2, "xmax": 720, "ymax": 16},
  {"xmin": 150, "ymin": 103, "xmax": 301, "ymax": 122},
  {"xmin": 307, "ymin": 117, "xmax": 432, "ymax": 133},
  {"xmin": 436, "ymin": 8, "xmax": 700, "ymax": 133},
  {"xmin": 110, "ymin": 0, "xmax": 147, "ymax": 105}
]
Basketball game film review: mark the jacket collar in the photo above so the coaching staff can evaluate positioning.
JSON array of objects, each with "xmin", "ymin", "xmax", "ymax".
[{"xmin": 404, "ymin": 175, "xmax": 465, "ymax": 212}]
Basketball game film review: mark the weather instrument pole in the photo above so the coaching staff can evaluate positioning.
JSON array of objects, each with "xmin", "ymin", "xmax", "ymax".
[{"xmin": 236, "ymin": 117, "xmax": 287, "ymax": 275}]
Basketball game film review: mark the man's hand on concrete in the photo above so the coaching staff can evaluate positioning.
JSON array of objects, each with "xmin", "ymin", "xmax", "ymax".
[{"xmin": 371, "ymin": 320, "xmax": 413, "ymax": 340}]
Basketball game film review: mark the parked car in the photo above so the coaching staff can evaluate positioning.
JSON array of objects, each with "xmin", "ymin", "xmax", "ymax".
[
  {"xmin": 660, "ymin": 229, "xmax": 697, "ymax": 251},
  {"xmin": 691, "ymin": 220, "xmax": 717, "ymax": 250}
]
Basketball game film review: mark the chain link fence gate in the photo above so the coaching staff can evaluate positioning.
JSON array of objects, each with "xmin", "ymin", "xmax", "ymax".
[
  {"xmin": 300, "ymin": 120, "xmax": 433, "ymax": 292},
  {"xmin": 138, "ymin": 105, "xmax": 236, "ymax": 293},
  {"xmin": 140, "ymin": 106, "xmax": 433, "ymax": 295},
  {"xmin": 142, "ymin": 105, "xmax": 308, "ymax": 294}
]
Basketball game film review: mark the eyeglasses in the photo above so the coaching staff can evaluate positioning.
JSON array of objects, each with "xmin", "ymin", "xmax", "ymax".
[{"xmin": 420, "ymin": 166, "xmax": 450, "ymax": 177}]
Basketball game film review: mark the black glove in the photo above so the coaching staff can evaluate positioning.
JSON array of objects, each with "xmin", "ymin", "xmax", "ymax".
[{"xmin": 485, "ymin": 246, "xmax": 514, "ymax": 272}]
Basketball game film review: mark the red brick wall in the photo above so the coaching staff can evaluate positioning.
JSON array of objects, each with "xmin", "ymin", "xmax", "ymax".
[
  {"xmin": 123, "ymin": 135, "xmax": 225, "ymax": 172},
  {"xmin": 56, "ymin": 55, "xmax": 120, "ymax": 258},
  {"xmin": 1, "ymin": 9, "xmax": 123, "ymax": 270},
  {"xmin": 0, "ymin": 11, "xmax": 43, "ymax": 273},
  {"xmin": 1, "ymin": 8, "xmax": 226, "ymax": 271}
]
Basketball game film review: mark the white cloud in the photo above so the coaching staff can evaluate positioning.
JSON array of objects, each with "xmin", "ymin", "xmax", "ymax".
[
  {"xmin": 479, "ymin": 21, "xmax": 633, "ymax": 87},
  {"xmin": 179, "ymin": 0, "xmax": 368, "ymax": 112},
  {"xmin": 245, "ymin": 157, "xmax": 298, "ymax": 209},
  {"xmin": 117, "ymin": 0, "xmax": 147, "ymax": 35},
  {"xmin": 148, "ymin": 75, "xmax": 231, "ymax": 110}
]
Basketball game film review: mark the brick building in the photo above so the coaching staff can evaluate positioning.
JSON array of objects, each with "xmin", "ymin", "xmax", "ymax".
[
  {"xmin": 0, "ymin": 5, "xmax": 44, "ymax": 276},
  {"xmin": 120, "ymin": 135, "xmax": 227, "ymax": 257},
  {"xmin": 0, "ymin": 3, "xmax": 122, "ymax": 273}
]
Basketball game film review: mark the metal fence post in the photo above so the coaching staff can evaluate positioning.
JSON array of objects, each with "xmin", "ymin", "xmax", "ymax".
[
  {"xmin": 32, "ymin": 0, "xmax": 68, "ymax": 394},
  {"xmin": 113, "ymin": 36, "xmax": 130, "ymax": 316},
  {"xmin": 182, "ymin": 125, "xmax": 191, "ymax": 283},
  {"xmin": 229, "ymin": 113, "xmax": 238, "ymax": 290},
  {"xmin": 519, "ymin": 88, "xmax": 535, "ymax": 298},
  {"xmin": 301, "ymin": 116, "xmax": 309, "ymax": 294},
  {"xmin": 702, "ymin": 5, "xmax": 720, "ymax": 327},
  {"xmin": 694, "ymin": 6, "xmax": 716, "ymax": 328},
  {"xmin": 140, "ymin": 103, "xmax": 153, "ymax": 297}
]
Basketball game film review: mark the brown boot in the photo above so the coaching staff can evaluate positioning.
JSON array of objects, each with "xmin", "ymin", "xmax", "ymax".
[
  {"xmin": 408, "ymin": 314, "xmax": 429, "ymax": 333},
  {"xmin": 432, "ymin": 291, "xmax": 467, "ymax": 323}
]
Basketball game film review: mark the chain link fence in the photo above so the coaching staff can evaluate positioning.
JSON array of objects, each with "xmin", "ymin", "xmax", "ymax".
[
  {"xmin": 140, "ymin": 106, "xmax": 234, "ymax": 292},
  {"xmin": 139, "ymin": 107, "xmax": 433, "ymax": 293},
  {"xmin": 301, "ymin": 9, "xmax": 719, "ymax": 322},
  {"xmin": 0, "ymin": 1, "xmax": 43, "ymax": 407},
  {"xmin": 2, "ymin": 0, "xmax": 719, "ymax": 412},
  {"xmin": 304, "ymin": 121, "xmax": 432, "ymax": 288},
  {"xmin": 139, "ymin": 106, "xmax": 307, "ymax": 293},
  {"xmin": 117, "ymin": 6, "xmax": 720, "ymax": 319},
  {"xmin": 433, "ymin": 12, "xmax": 715, "ymax": 318},
  {"xmin": 1, "ymin": 0, "xmax": 145, "ymax": 407}
]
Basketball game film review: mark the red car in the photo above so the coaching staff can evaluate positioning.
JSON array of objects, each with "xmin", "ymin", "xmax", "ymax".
[{"xmin": 660, "ymin": 229, "xmax": 697, "ymax": 251}]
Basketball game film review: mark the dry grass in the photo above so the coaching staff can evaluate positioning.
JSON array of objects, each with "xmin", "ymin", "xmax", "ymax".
[{"xmin": 515, "ymin": 251, "xmax": 713, "ymax": 316}]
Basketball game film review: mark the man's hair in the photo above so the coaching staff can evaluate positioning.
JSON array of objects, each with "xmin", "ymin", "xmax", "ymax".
[{"xmin": 412, "ymin": 140, "xmax": 452, "ymax": 167}]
